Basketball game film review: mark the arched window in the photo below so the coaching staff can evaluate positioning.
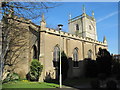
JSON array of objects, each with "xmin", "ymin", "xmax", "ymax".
[
  {"xmin": 33, "ymin": 45, "xmax": 37, "ymax": 59},
  {"xmin": 53, "ymin": 46, "xmax": 60, "ymax": 67},
  {"xmin": 89, "ymin": 25, "xmax": 92, "ymax": 30},
  {"xmin": 88, "ymin": 50, "xmax": 92, "ymax": 59},
  {"xmin": 76, "ymin": 24, "xmax": 79, "ymax": 31},
  {"xmin": 53, "ymin": 46, "xmax": 60, "ymax": 61},
  {"xmin": 73, "ymin": 48, "xmax": 79, "ymax": 67}
]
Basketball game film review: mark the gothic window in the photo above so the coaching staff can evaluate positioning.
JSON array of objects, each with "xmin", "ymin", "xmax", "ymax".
[
  {"xmin": 53, "ymin": 46, "xmax": 60, "ymax": 61},
  {"xmin": 76, "ymin": 24, "xmax": 79, "ymax": 31},
  {"xmin": 33, "ymin": 45, "xmax": 37, "ymax": 59},
  {"xmin": 73, "ymin": 48, "xmax": 79, "ymax": 67},
  {"xmin": 89, "ymin": 25, "xmax": 92, "ymax": 30},
  {"xmin": 53, "ymin": 46, "xmax": 60, "ymax": 67},
  {"xmin": 88, "ymin": 50, "xmax": 92, "ymax": 59}
]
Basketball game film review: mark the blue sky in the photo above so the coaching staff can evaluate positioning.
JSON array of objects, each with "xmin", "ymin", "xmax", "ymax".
[{"xmin": 33, "ymin": 2, "xmax": 118, "ymax": 54}]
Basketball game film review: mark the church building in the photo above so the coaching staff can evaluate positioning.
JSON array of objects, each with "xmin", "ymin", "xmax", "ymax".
[{"xmin": 2, "ymin": 7, "xmax": 108, "ymax": 81}]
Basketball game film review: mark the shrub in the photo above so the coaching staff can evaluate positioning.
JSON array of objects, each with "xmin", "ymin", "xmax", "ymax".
[
  {"xmin": 106, "ymin": 80, "xmax": 117, "ymax": 89},
  {"xmin": 26, "ymin": 59, "xmax": 43, "ymax": 81},
  {"xmin": 3, "ymin": 72, "xmax": 20, "ymax": 83},
  {"xmin": 52, "ymin": 51, "xmax": 69, "ymax": 81},
  {"xmin": 61, "ymin": 51, "xmax": 69, "ymax": 80},
  {"xmin": 98, "ymin": 73, "xmax": 106, "ymax": 81},
  {"xmin": 90, "ymin": 79, "xmax": 100, "ymax": 89},
  {"xmin": 116, "ymin": 74, "xmax": 120, "ymax": 81},
  {"xmin": 84, "ymin": 58, "xmax": 97, "ymax": 77},
  {"xmin": 96, "ymin": 48, "xmax": 112, "ymax": 76},
  {"xmin": 112, "ymin": 62, "xmax": 120, "ymax": 77}
]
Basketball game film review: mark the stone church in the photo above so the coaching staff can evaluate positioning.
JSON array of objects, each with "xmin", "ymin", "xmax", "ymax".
[{"xmin": 2, "ymin": 8, "xmax": 108, "ymax": 81}]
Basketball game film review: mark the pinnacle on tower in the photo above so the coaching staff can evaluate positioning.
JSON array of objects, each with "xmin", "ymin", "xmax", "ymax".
[
  {"xmin": 103, "ymin": 36, "xmax": 107, "ymax": 44},
  {"xmin": 42, "ymin": 13, "xmax": 45, "ymax": 22},
  {"xmin": 92, "ymin": 11, "xmax": 95, "ymax": 21},
  {"xmin": 92, "ymin": 11, "xmax": 94, "ymax": 17},
  {"xmin": 69, "ymin": 13, "xmax": 72, "ymax": 20},
  {"xmin": 82, "ymin": 5, "xmax": 86, "ymax": 14}
]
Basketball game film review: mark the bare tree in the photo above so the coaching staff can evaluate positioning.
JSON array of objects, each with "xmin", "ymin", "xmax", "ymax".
[
  {"xmin": 1, "ymin": 2, "xmax": 58, "ymax": 19},
  {"xmin": 0, "ymin": 1, "xmax": 58, "ymax": 79}
]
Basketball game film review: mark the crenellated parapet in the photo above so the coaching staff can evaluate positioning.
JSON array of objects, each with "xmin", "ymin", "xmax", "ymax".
[
  {"xmin": 68, "ymin": 15, "xmax": 82, "ymax": 23},
  {"xmin": 41, "ymin": 27, "xmax": 107, "ymax": 46}
]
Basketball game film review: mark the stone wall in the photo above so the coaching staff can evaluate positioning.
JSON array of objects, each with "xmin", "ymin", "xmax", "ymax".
[
  {"xmin": 2, "ymin": 16, "xmax": 39, "ymax": 79},
  {"xmin": 39, "ymin": 27, "xmax": 107, "ymax": 80}
]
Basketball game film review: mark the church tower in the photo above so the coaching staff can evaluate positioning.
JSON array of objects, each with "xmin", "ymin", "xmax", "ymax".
[{"xmin": 68, "ymin": 5, "xmax": 97, "ymax": 40}]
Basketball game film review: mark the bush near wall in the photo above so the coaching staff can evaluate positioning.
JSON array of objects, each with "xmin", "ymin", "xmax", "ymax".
[
  {"xmin": 90, "ymin": 79, "xmax": 100, "ymax": 89},
  {"xmin": 57, "ymin": 51, "xmax": 69, "ymax": 80},
  {"xmin": 61, "ymin": 51, "xmax": 69, "ymax": 80},
  {"xmin": 112, "ymin": 62, "xmax": 120, "ymax": 80},
  {"xmin": 106, "ymin": 80, "xmax": 117, "ymax": 89},
  {"xmin": 84, "ymin": 58, "xmax": 98, "ymax": 77},
  {"xmin": 26, "ymin": 59, "xmax": 43, "ymax": 81},
  {"xmin": 84, "ymin": 49, "xmax": 113, "ymax": 78},
  {"xmin": 3, "ymin": 72, "xmax": 20, "ymax": 83},
  {"xmin": 96, "ymin": 48, "xmax": 112, "ymax": 76}
]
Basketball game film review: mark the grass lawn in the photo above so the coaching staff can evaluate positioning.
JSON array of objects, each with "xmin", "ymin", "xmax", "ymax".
[
  {"xmin": 2, "ymin": 78, "xmax": 97, "ymax": 89},
  {"xmin": 2, "ymin": 80, "xmax": 60, "ymax": 88}
]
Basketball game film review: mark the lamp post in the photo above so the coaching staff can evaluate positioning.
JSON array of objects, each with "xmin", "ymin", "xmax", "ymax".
[{"xmin": 58, "ymin": 24, "xmax": 63, "ymax": 88}]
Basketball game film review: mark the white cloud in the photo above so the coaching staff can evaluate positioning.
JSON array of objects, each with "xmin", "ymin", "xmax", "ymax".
[{"xmin": 97, "ymin": 11, "xmax": 118, "ymax": 23}]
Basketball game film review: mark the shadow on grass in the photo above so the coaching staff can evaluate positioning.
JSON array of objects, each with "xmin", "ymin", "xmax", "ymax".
[{"xmin": 44, "ymin": 77, "xmax": 96, "ymax": 89}]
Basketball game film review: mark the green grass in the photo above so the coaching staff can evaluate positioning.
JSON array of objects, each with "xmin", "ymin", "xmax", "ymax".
[
  {"xmin": 2, "ymin": 80, "xmax": 60, "ymax": 88},
  {"xmin": 2, "ymin": 78, "xmax": 97, "ymax": 89}
]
